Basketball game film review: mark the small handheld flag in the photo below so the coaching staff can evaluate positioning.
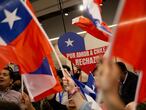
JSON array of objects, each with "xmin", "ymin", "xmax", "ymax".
[{"xmin": 72, "ymin": 0, "xmax": 112, "ymax": 42}]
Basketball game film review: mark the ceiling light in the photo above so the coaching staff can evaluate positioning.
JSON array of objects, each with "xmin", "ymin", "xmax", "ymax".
[
  {"xmin": 64, "ymin": 13, "xmax": 69, "ymax": 16},
  {"xmin": 79, "ymin": 5, "xmax": 84, "ymax": 11}
]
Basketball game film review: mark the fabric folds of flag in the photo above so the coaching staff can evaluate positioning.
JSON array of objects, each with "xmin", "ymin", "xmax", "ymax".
[
  {"xmin": 0, "ymin": 0, "xmax": 62, "ymax": 101},
  {"xmin": 25, "ymin": 0, "xmax": 35, "ymax": 13},
  {"xmin": 73, "ymin": 78, "xmax": 96, "ymax": 100},
  {"xmin": 111, "ymin": 0, "xmax": 146, "ymax": 103},
  {"xmin": 72, "ymin": 0, "xmax": 111, "ymax": 42},
  {"xmin": 72, "ymin": 16, "xmax": 110, "ymax": 42},
  {"xmin": 73, "ymin": 78, "xmax": 101, "ymax": 110},
  {"xmin": 86, "ymin": 73, "xmax": 97, "ymax": 96}
]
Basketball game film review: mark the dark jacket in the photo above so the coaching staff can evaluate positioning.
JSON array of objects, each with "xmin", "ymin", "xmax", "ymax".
[
  {"xmin": 43, "ymin": 95, "xmax": 68, "ymax": 110},
  {"xmin": 120, "ymin": 71, "xmax": 138, "ymax": 105}
]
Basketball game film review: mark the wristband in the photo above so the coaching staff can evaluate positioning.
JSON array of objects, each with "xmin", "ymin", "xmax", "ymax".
[{"xmin": 68, "ymin": 87, "xmax": 80, "ymax": 98}]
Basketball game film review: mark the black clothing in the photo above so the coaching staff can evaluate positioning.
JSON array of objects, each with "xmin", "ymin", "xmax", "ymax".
[
  {"xmin": 43, "ymin": 95, "xmax": 68, "ymax": 110},
  {"xmin": 120, "ymin": 71, "xmax": 138, "ymax": 105}
]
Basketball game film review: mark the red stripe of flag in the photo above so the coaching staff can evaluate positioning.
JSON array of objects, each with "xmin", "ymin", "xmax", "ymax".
[{"xmin": 111, "ymin": 0, "xmax": 146, "ymax": 103}]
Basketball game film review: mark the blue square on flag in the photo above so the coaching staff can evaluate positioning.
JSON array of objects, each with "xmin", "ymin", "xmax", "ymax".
[{"xmin": 0, "ymin": 0, "xmax": 32, "ymax": 44}]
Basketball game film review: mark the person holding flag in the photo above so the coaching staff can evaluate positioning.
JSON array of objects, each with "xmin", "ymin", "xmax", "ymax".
[
  {"xmin": 63, "ymin": 0, "xmax": 146, "ymax": 109},
  {"xmin": 110, "ymin": 0, "xmax": 146, "ymax": 104},
  {"xmin": 63, "ymin": 58, "xmax": 137, "ymax": 110},
  {"xmin": 0, "ymin": 66, "xmax": 35, "ymax": 110},
  {"xmin": 0, "ymin": 0, "xmax": 62, "ymax": 102}
]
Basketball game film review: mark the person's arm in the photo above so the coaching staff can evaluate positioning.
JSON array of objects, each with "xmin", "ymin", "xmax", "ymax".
[
  {"xmin": 27, "ymin": 104, "xmax": 35, "ymax": 110},
  {"xmin": 62, "ymin": 70, "xmax": 91, "ymax": 110},
  {"xmin": 95, "ymin": 59, "xmax": 129, "ymax": 110},
  {"xmin": 103, "ymin": 92, "xmax": 126, "ymax": 110},
  {"xmin": 68, "ymin": 88, "xmax": 91, "ymax": 110}
]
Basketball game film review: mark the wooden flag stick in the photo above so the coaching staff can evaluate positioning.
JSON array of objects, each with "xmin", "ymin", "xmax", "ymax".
[{"xmin": 21, "ymin": 75, "xmax": 24, "ymax": 94}]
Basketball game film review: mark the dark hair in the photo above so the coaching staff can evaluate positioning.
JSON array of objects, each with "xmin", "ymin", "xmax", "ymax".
[
  {"xmin": 116, "ymin": 62, "xmax": 128, "ymax": 75},
  {"xmin": 7, "ymin": 64, "xmax": 21, "ymax": 81},
  {"xmin": 3, "ymin": 66, "xmax": 14, "ymax": 79},
  {"xmin": 57, "ymin": 69, "xmax": 64, "ymax": 79},
  {"xmin": 0, "ymin": 101, "xmax": 21, "ymax": 110},
  {"xmin": 57, "ymin": 65, "xmax": 71, "ymax": 79},
  {"xmin": 62, "ymin": 65, "xmax": 71, "ymax": 72}
]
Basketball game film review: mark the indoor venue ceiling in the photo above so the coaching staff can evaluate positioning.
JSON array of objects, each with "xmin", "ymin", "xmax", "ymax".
[
  {"xmin": 31, "ymin": 0, "xmax": 82, "ymax": 17},
  {"xmin": 30, "ymin": 0, "xmax": 120, "ymax": 39}
]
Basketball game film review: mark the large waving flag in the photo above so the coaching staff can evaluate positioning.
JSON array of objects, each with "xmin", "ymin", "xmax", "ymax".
[
  {"xmin": 0, "ymin": 0, "xmax": 62, "ymax": 101},
  {"xmin": 72, "ymin": 0, "xmax": 112, "ymax": 42},
  {"xmin": 111, "ymin": 0, "xmax": 146, "ymax": 103}
]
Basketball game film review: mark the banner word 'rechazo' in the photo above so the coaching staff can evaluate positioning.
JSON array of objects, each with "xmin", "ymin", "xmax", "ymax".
[{"xmin": 64, "ymin": 46, "xmax": 107, "ymax": 73}]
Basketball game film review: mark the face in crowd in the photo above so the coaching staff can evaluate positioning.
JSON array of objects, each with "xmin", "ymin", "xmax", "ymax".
[
  {"xmin": 0, "ymin": 67, "xmax": 13, "ymax": 90},
  {"xmin": 94, "ymin": 60, "xmax": 121, "ymax": 91}
]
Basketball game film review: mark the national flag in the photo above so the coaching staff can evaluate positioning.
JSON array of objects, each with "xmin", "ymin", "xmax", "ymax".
[
  {"xmin": 0, "ymin": 45, "xmax": 18, "ymax": 68},
  {"xmin": 73, "ymin": 78, "xmax": 102, "ymax": 110},
  {"xmin": 58, "ymin": 32, "xmax": 107, "ymax": 74},
  {"xmin": 0, "ymin": 0, "xmax": 62, "ymax": 101},
  {"xmin": 25, "ymin": 0, "xmax": 35, "ymax": 13},
  {"xmin": 72, "ymin": 0, "xmax": 111, "ymax": 42},
  {"xmin": 111, "ymin": 0, "xmax": 146, "ymax": 103},
  {"xmin": 21, "ymin": 0, "xmax": 35, "ymax": 14},
  {"xmin": 83, "ymin": 0, "xmax": 102, "ymax": 23},
  {"xmin": 73, "ymin": 78, "xmax": 96, "ymax": 100},
  {"xmin": 86, "ymin": 73, "xmax": 97, "ymax": 97}
]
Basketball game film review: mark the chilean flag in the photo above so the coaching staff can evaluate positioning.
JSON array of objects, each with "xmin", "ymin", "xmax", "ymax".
[
  {"xmin": 24, "ymin": 0, "xmax": 35, "ymax": 13},
  {"xmin": 73, "ymin": 78, "xmax": 102, "ymax": 110},
  {"xmin": 111, "ymin": 0, "xmax": 146, "ymax": 103},
  {"xmin": 72, "ymin": 0, "xmax": 112, "ymax": 42},
  {"xmin": 0, "ymin": 0, "xmax": 62, "ymax": 101},
  {"xmin": 73, "ymin": 73, "xmax": 97, "ymax": 100},
  {"xmin": 58, "ymin": 32, "xmax": 107, "ymax": 74}
]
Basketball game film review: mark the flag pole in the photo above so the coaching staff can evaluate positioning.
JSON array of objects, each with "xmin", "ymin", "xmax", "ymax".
[
  {"xmin": 58, "ymin": 0, "xmax": 67, "ymax": 33},
  {"xmin": 21, "ymin": 75, "xmax": 24, "ymax": 94},
  {"xmin": 58, "ymin": 0, "xmax": 75, "ymax": 75}
]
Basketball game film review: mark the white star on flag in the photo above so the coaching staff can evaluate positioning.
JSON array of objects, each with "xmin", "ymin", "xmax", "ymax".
[
  {"xmin": 92, "ymin": 85, "xmax": 95, "ymax": 91},
  {"xmin": 1, "ymin": 8, "xmax": 21, "ymax": 29},
  {"xmin": 65, "ymin": 38, "xmax": 74, "ymax": 47}
]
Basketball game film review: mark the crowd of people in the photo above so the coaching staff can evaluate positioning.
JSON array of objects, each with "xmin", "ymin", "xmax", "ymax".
[{"xmin": 0, "ymin": 58, "xmax": 145, "ymax": 110}]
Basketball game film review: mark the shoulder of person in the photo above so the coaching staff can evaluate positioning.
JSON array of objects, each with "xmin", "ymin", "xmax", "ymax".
[
  {"xmin": 8, "ymin": 90, "xmax": 21, "ymax": 97},
  {"xmin": 4, "ymin": 90, "xmax": 22, "ymax": 104},
  {"xmin": 128, "ymin": 71, "xmax": 138, "ymax": 80}
]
